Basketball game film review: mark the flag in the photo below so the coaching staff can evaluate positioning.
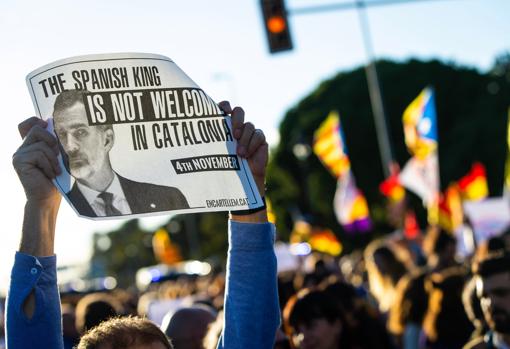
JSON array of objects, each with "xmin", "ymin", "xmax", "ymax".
[
  {"xmin": 458, "ymin": 162, "xmax": 488, "ymax": 201},
  {"xmin": 403, "ymin": 87, "xmax": 438, "ymax": 159},
  {"xmin": 266, "ymin": 197, "xmax": 277, "ymax": 224},
  {"xmin": 314, "ymin": 111, "xmax": 372, "ymax": 232},
  {"xmin": 505, "ymin": 108, "xmax": 510, "ymax": 189},
  {"xmin": 152, "ymin": 228, "xmax": 182, "ymax": 265},
  {"xmin": 399, "ymin": 153, "xmax": 439, "ymax": 206},
  {"xmin": 309, "ymin": 228, "xmax": 343, "ymax": 256},
  {"xmin": 380, "ymin": 170, "xmax": 406, "ymax": 202},
  {"xmin": 313, "ymin": 111, "xmax": 350, "ymax": 178},
  {"xmin": 334, "ymin": 170, "xmax": 372, "ymax": 233},
  {"xmin": 437, "ymin": 184, "xmax": 463, "ymax": 233},
  {"xmin": 403, "ymin": 210, "xmax": 420, "ymax": 240}
]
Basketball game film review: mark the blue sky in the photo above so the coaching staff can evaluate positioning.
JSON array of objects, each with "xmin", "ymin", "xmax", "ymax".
[{"xmin": 0, "ymin": 0, "xmax": 508, "ymax": 293}]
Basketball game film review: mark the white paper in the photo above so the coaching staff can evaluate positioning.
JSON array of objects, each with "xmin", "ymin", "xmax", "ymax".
[{"xmin": 26, "ymin": 53, "xmax": 263, "ymax": 220}]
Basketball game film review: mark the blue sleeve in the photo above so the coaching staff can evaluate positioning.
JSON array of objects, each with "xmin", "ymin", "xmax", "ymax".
[
  {"xmin": 217, "ymin": 221, "xmax": 280, "ymax": 349},
  {"xmin": 5, "ymin": 252, "xmax": 63, "ymax": 349}
]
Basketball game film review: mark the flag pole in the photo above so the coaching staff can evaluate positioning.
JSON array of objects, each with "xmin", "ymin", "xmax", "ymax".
[{"xmin": 356, "ymin": 0, "xmax": 394, "ymax": 178}]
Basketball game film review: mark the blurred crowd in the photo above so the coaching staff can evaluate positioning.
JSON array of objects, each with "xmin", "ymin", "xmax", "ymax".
[{"xmin": 2, "ymin": 222, "xmax": 509, "ymax": 349}]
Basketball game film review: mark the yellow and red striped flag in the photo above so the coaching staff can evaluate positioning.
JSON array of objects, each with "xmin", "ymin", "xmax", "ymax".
[
  {"xmin": 314, "ymin": 111, "xmax": 372, "ymax": 233},
  {"xmin": 313, "ymin": 111, "xmax": 350, "ymax": 178}
]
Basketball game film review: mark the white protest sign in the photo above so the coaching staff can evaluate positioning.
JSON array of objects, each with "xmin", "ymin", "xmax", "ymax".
[
  {"xmin": 26, "ymin": 53, "xmax": 263, "ymax": 219},
  {"xmin": 463, "ymin": 197, "xmax": 510, "ymax": 243}
]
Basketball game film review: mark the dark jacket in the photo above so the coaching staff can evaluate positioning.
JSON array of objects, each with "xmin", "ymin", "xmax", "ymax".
[{"xmin": 67, "ymin": 174, "xmax": 189, "ymax": 217}]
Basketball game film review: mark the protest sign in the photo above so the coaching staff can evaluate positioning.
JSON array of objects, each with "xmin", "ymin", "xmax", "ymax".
[
  {"xmin": 463, "ymin": 197, "xmax": 510, "ymax": 243},
  {"xmin": 26, "ymin": 53, "xmax": 264, "ymax": 219}
]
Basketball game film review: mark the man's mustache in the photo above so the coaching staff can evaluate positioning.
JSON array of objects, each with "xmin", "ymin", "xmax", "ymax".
[{"xmin": 68, "ymin": 152, "xmax": 88, "ymax": 165}]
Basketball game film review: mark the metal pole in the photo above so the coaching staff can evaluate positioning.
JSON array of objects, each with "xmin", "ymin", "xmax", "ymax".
[
  {"xmin": 289, "ymin": 0, "xmax": 451, "ymax": 16},
  {"xmin": 356, "ymin": 0, "xmax": 394, "ymax": 177}
]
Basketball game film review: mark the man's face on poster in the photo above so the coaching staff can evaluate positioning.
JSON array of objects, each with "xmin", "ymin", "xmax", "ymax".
[
  {"xmin": 54, "ymin": 102, "xmax": 114, "ymax": 182},
  {"xmin": 478, "ymin": 271, "xmax": 510, "ymax": 334}
]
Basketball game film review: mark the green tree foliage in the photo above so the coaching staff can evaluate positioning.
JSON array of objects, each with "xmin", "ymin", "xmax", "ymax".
[
  {"xmin": 267, "ymin": 58, "xmax": 510, "ymax": 246},
  {"xmin": 89, "ymin": 213, "xmax": 230, "ymax": 286},
  {"xmin": 90, "ymin": 220, "xmax": 157, "ymax": 288}
]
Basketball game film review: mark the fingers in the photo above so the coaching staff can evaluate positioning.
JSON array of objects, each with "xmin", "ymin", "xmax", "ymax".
[
  {"xmin": 219, "ymin": 101, "xmax": 245, "ymax": 139},
  {"xmin": 245, "ymin": 129, "xmax": 267, "ymax": 157},
  {"xmin": 22, "ymin": 125, "xmax": 58, "ymax": 151},
  {"xmin": 218, "ymin": 100, "xmax": 266, "ymax": 158},
  {"xmin": 230, "ymin": 107, "xmax": 245, "ymax": 139},
  {"xmin": 18, "ymin": 117, "xmax": 47, "ymax": 139},
  {"xmin": 218, "ymin": 101, "xmax": 232, "ymax": 114},
  {"xmin": 237, "ymin": 122, "xmax": 255, "ymax": 157},
  {"xmin": 13, "ymin": 141, "xmax": 61, "ymax": 178}
]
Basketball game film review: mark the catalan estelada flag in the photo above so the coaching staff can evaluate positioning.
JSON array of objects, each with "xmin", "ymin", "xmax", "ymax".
[
  {"xmin": 313, "ymin": 111, "xmax": 350, "ymax": 178},
  {"xmin": 314, "ymin": 111, "xmax": 371, "ymax": 232},
  {"xmin": 403, "ymin": 87, "xmax": 438, "ymax": 159},
  {"xmin": 458, "ymin": 162, "xmax": 488, "ymax": 201}
]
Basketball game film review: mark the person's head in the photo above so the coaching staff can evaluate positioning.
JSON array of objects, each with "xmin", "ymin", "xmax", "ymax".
[
  {"xmin": 53, "ymin": 89, "xmax": 114, "ymax": 185},
  {"xmin": 364, "ymin": 240, "xmax": 408, "ymax": 312},
  {"xmin": 423, "ymin": 227, "xmax": 457, "ymax": 270},
  {"xmin": 422, "ymin": 268, "xmax": 473, "ymax": 345},
  {"xmin": 75, "ymin": 293, "xmax": 122, "ymax": 334},
  {"xmin": 283, "ymin": 288, "xmax": 348, "ymax": 349},
  {"xmin": 161, "ymin": 305, "xmax": 217, "ymax": 349},
  {"xmin": 77, "ymin": 316, "xmax": 172, "ymax": 349},
  {"xmin": 474, "ymin": 253, "xmax": 510, "ymax": 335},
  {"xmin": 62, "ymin": 303, "xmax": 80, "ymax": 341},
  {"xmin": 388, "ymin": 271, "xmax": 428, "ymax": 336}
]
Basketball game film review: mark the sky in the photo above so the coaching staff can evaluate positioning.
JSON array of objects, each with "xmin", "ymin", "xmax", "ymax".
[{"xmin": 0, "ymin": 0, "xmax": 508, "ymax": 294}]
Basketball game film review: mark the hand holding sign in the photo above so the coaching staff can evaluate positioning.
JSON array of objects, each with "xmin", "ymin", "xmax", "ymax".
[
  {"xmin": 219, "ymin": 101, "xmax": 268, "ymax": 197},
  {"xmin": 13, "ymin": 117, "xmax": 61, "ymax": 205}
]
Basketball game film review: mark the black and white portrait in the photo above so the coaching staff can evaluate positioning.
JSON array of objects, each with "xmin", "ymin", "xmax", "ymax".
[{"xmin": 52, "ymin": 89, "xmax": 189, "ymax": 217}]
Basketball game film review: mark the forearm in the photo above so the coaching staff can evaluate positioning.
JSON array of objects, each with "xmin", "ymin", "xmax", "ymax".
[
  {"xmin": 218, "ymin": 220, "xmax": 280, "ymax": 349},
  {"xmin": 19, "ymin": 199, "xmax": 59, "ymax": 256},
  {"xmin": 5, "ymin": 199, "xmax": 63, "ymax": 349},
  {"xmin": 6, "ymin": 253, "xmax": 64, "ymax": 349}
]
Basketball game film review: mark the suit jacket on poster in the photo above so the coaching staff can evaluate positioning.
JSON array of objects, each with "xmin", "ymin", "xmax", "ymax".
[{"xmin": 67, "ymin": 174, "xmax": 189, "ymax": 217}]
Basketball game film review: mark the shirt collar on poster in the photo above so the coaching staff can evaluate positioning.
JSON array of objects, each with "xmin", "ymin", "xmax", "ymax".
[{"xmin": 76, "ymin": 173, "xmax": 131, "ymax": 215}]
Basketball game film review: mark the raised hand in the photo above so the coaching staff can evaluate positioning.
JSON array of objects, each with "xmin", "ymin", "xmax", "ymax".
[
  {"xmin": 12, "ymin": 117, "xmax": 61, "ymax": 205},
  {"xmin": 219, "ymin": 101, "xmax": 268, "ymax": 196}
]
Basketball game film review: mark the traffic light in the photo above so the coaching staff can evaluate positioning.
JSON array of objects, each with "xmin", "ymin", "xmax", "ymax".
[{"xmin": 260, "ymin": 0, "xmax": 293, "ymax": 53}]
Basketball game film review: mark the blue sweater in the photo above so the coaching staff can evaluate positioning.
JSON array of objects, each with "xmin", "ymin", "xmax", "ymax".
[{"xmin": 6, "ymin": 221, "xmax": 280, "ymax": 349}]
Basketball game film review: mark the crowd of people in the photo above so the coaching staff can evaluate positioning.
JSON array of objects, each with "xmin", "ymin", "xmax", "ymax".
[
  {"xmin": 3, "ymin": 101, "xmax": 510, "ymax": 349},
  {"xmin": 4, "ymin": 215, "xmax": 510, "ymax": 349}
]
